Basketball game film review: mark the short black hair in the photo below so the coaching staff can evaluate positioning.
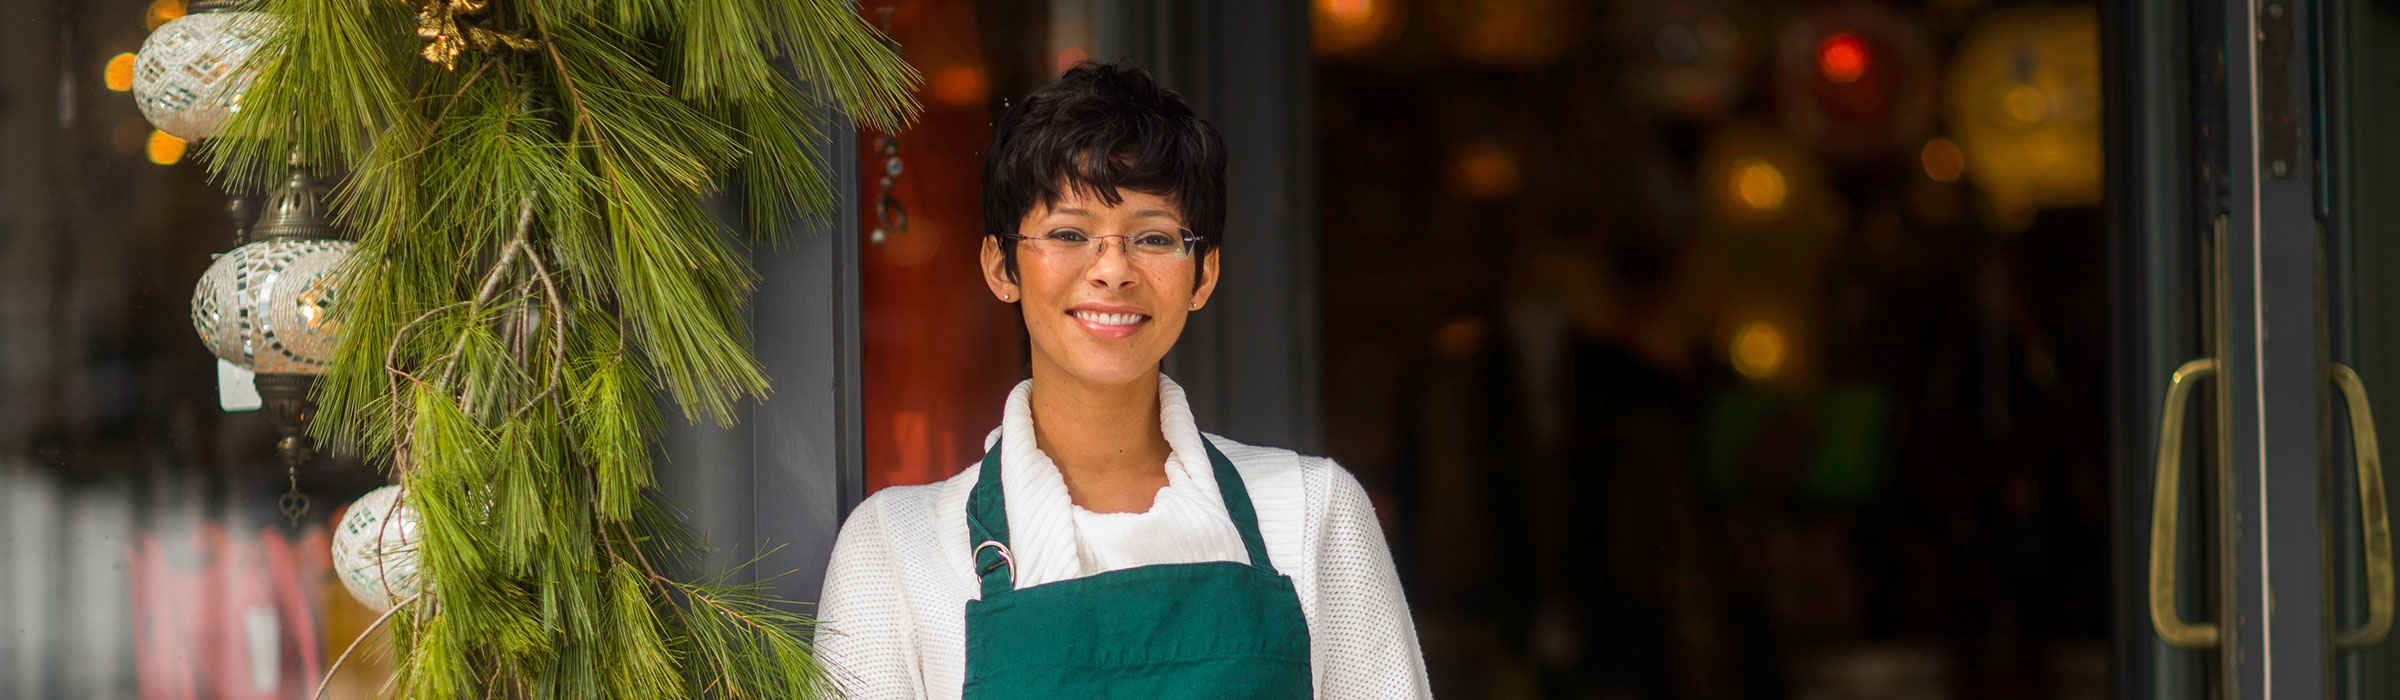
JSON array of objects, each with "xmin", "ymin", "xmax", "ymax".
[{"xmin": 982, "ymin": 62, "xmax": 1226, "ymax": 285}]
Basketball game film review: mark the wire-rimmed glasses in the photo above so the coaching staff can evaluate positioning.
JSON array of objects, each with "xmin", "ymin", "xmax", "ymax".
[{"xmin": 1003, "ymin": 227, "xmax": 1204, "ymax": 263}]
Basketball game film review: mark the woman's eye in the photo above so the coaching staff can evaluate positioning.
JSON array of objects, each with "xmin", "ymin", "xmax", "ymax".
[
  {"xmin": 1133, "ymin": 232, "xmax": 1178, "ymax": 247},
  {"xmin": 1045, "ymin": 229, "xmax": 1090, "ymax": 244}
]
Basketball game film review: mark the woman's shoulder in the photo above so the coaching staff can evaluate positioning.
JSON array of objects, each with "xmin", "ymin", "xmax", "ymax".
[
  {"xmin": 837, "ymin": 467, "xmax": 979, "ymax": 554},
  {"xmin": 1201, "ymin": 432, "xmax": 1369, "ymax": 510}
]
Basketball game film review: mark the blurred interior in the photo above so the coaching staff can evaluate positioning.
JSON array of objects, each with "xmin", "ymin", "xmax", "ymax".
[
  {"xmin": 2, "ymin": 0, "xmax": 2109, "ymax": 698},
  {"xmin": 1309, "ymin": 1, "xmax": 2108, "ymax": 698}
]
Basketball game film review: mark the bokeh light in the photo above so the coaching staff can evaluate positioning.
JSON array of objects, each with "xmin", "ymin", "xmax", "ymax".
[
  {"xmin": 1314, "ymin": 0, "xmax": 1401, "ymax": 56},
  {"xmin": 146, "ymin": 129, "xmax": 187, "ymax": 165},
  {"xmin": 1434, "ymin": 317, "xmax": 1489, "ymax": 360},
  {"xmin": 104, "ymin": 53, "xmax": 138, "ymax": 92},
  {"xmin": 929, "ymin": 64, "xmax": 987, "ymax": 107},
  {"xmin": 144, "ymin": 0, "xmax": 184, "ymax": 30},
  {"xmin": 1054, "ymin": 47, "xmax": 1089, "ymax": 73},
  {"xmin": 1816, "ymin": 32, "xmax": 1868, "ymax": 83},
  {"xmin": 1449, "ymin": 140, "xmax": 1521, "ymax": 200},
  {"xmin": 1920, "ymin": 137, "xmax": 1965, "ymax": 182},
  {"xmin": 1729, "ymin": 158, "xmax": 1789, "ymax": 212},
  {"xmin": 2001, "ymin": 84, "xmax": 2051, "ymax": 125},
  {"xmin": 1731, "ymin": 321, "xmax": 1789, "ymax": 379}
]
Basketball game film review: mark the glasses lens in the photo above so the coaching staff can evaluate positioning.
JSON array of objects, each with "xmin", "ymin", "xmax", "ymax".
[{"xmin": 1129, "ymin": 231, "xmax": 1188, "ymax": 259}]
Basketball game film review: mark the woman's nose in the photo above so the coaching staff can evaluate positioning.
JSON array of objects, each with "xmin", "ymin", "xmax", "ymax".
[{"xmin": 1085, "ymin": 239, "xmax": 1138, "ymax": 289}]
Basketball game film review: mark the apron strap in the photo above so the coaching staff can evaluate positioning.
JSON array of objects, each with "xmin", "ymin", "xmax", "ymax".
[
  {"xmin": 1201, "ymin": 437, "xmax": 1279, "ymax": 576},
  {"xmin": 964, "ymin": 435, "xmax": 1281, "ymax": 599},
  {"xmin": 967, "ymin": 445, "xmax": 1013, "ymax": 600}
]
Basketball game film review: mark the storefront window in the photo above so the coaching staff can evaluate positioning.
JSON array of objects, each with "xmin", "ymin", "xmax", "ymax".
[{"xmin": 1, "ymin": 3, "xmax": 394, "ymax": 697}]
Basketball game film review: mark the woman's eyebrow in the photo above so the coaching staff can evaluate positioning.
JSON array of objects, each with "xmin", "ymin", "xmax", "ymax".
[{"xmin": 1046, "ymin": 207, "xmax": 1179, "ymax": 220}]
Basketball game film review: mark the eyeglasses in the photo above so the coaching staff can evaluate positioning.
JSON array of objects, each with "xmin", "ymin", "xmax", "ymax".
[{"xmin": 1004, "ymin": 227, "xmax": 1204, "ymax": 263}]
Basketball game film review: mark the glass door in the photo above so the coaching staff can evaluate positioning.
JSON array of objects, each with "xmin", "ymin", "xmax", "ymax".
[
  {"xmin": 2125, "ymin": 0, "xmax": 2400, "ymax": 695},
  {"xmin": 2320, "ymin": 0, "xmax": 2400, "ymax": 694}
]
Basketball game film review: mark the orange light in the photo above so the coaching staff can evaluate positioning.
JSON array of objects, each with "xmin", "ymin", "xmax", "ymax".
[
  {"xmin": 1920, "ymin": 137, "xmax": 1966, "ymax": 182},
  {"xmin": 1315, "ymin": 0, "xmax": 1398, "ymax": 56},
  {"xmin": 104, "ymin": 53, "xmax": 138, "ymax": 92},
  {"xmin": 1728, "ymin": 158, "xmax": 1789, "ymax": 212},
  {"xmin": 1054, "ymin": 47, "xmax": 1089, "ymax": 73},
  {"xmin": 1434, "ymin": 317, "xmax": 1488, "ymax": 359},
  {"xmin": 929, "ymin": 64, "xmax": 987, "ymax": 107},
  {"xmin": 1325, "ymin": 0, "xmax": 1375, "ymax": 24},
  {"xmin": 1817, "ymin": 32, "xmax": 1869, "ymax": 84},
  {"xmin": 1449, "ymin": 141, "xmax": 1521, "ymax": 199},
  {"xmin": 147, "ymin": 129, "xmax": 187, "ymax": 165},
  {"xmin": 145, "ymin": 0, "xmax": 184, "ymax": 30},
  {"xmin": 1731, "ymin": 321, "xmax": 1789, "ymax": 379}
]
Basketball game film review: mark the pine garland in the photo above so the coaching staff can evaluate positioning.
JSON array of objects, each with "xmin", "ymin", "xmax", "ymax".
[{"xmin": 197, "ymin": 1, "xmax": 917, "ymax": 698}]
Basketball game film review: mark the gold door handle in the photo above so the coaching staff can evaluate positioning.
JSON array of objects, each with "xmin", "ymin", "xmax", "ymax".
[
  {"xmin": 2150, "ymin": 358, "xmax": 2220, "ymax": 648},
  {"xmin": 2332, "ymin": 363, "xmax": 2395, "ymax": 650}
]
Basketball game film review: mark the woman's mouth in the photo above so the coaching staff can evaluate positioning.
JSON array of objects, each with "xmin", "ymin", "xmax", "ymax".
[{"xmin": 1069, "ymin": 308, "xmax": 1149, "ymax": 339}]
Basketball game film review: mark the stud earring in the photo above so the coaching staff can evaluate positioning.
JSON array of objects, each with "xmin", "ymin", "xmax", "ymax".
[
  {"xmin": 1001, "ymin": 292, "xmax": 1011, "ymax": 301},
  {"xmin": 1189, "ymin": 302, "xmax": 1199, "ymax": 310}
]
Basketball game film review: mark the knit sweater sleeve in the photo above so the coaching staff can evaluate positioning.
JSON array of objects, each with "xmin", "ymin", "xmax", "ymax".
[
  {"xmin": 816, "ymin": 493, "xmax": 925, "ymax": 700},
  {"xmin": 1308, "ymin": 458, "xmax": 1435, "ymax": 700}
]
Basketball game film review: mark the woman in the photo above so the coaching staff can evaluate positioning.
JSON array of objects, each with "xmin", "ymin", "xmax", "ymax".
[{"xmin": 816, "ymin": 63, "xmax": 1432, "ymax": 699}]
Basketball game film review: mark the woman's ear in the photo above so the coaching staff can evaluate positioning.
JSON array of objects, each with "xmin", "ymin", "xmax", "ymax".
[
  {"xmin": 1188, "ymin": 246, "xmax": 1221, "ymax": 310},
  {"xmin": 981, "ymin": 235, "xmax": 1018, "ymax": 302}
]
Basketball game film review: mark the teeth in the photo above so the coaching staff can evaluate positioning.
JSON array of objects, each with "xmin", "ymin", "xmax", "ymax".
[{"xmin": 1073, "ymin": 310, "xmax": 1146, "ymax": 326}]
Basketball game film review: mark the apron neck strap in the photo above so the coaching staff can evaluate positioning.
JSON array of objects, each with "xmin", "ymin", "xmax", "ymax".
[{"xmin": 965, "ymin": 435, "xmax": 1278, "ymax": 598}]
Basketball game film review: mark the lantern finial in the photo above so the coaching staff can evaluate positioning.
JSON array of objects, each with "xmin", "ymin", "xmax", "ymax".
[{"xmin": 250, "ymin": 149, "xmax": 334, "ymax": 241}]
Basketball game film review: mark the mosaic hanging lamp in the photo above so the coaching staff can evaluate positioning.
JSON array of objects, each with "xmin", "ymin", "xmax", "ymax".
[
  {"xmin": 330, "ymin": 484, "xmax": 423, "ymax": 610},
  {"xmin": 133, "ymin": 0, "xmax": 275, "ymax": 140},
  {"xmin": 192, "ymin": 151, "xmax": 353, "ymax": 469}
]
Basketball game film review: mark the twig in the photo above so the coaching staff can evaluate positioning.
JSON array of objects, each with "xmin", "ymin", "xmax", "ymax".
[
  {"xmin": 446, "ymin": 196, "xmax": 542, "ymax": 410},
  {"xmin": 388, "ymin": 302, "xmax": 469, "ymax": 472},
  {"xmin": 532, "ymin": 16, "xmax": 635, "ymax": 205},
  {"xmin": 430, "ymin": 57, "xmax": 497, "ymax": 126},
  {"xmin": 311, "ymin": 593, "xmax": 422, "ymax": 700},
  {"xmin": 511, "ymin": 243, "xmax": 572, "ymax": 418}
]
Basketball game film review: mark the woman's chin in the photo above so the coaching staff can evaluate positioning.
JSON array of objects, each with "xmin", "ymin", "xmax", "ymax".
[{"xmin": 1044, "ymin": 351, "xmax": 1163, "ymax": 387}]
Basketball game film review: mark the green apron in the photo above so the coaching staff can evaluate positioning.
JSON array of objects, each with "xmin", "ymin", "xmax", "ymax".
[{"xmin": 962, "ymin": 438, "xmax": 1314, "ymax": 699}]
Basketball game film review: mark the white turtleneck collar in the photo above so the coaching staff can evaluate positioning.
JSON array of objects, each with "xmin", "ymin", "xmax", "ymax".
[{"xmin": 977, "ymin": 373, "xmax": 1250, "ymax": 586}]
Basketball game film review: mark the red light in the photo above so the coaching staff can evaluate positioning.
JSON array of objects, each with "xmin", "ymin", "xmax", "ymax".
[{"xmin": 1817, "ymin": 32, "xmax": 1869, "ymax": 83}]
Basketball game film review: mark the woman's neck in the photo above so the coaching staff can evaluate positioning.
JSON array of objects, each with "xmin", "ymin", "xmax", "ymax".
[{"xmin": 1026, "ymin": 366, "xmax": 1173, "ymax": 514}]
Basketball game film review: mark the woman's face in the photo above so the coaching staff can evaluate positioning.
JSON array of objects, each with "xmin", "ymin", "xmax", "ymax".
[{"xmin": 982, "ymin": 188, "xmax": 1219, "ymax": 388}]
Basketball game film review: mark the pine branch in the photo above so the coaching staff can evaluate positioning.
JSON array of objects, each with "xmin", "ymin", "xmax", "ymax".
[{"xmin": 192, "ymin": 1, "xmax": 919, "ymax": 698}]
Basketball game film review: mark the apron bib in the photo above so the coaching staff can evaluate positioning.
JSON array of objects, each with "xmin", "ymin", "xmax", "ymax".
[{"xmin": 961, "ymin": 438, "xmax": 1313, "ymax": 699}]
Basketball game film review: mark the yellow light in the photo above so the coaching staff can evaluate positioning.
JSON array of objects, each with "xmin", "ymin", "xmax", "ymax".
[
  {"xmin": 104, "ymin": 53, "xmax": 138, "ymax": 92},
  {"xmin": 144, "ymin": 0, "xmax": 184, "ymax": 30},
  {"xmin": 1730, "ymin": 321, "xmax": 1788, "ymax": 379},
  {"xmin": 2001, "ymin": 84, "xmax": 2050, "ymax": 125},
  {"xmin": 146, "ymin": 129, "xmax": 187, "ymax": 165},
  {"xmin": 1920, "ymin": 137, "xmax": 1965, "ymax": 182},
  {"xmin": 1729, "ymin": 158, "xmax": 1788, "ymax": 212}
]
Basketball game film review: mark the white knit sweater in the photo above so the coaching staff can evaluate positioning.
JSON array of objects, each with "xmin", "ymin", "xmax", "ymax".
[{"xmin": 815, "ymin": 376, "xmax": 1433, "ymax": 699}]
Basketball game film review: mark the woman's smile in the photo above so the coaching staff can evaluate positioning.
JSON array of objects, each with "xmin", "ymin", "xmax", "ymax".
[{"xmin": 1068, "ymin": 303, "xmax": 1151, "ymax": 339}]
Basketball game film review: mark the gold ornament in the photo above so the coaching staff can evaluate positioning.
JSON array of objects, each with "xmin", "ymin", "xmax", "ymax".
[{"xmin": 412, "ymin": 0, "xmax": 540, "ymax": 70}]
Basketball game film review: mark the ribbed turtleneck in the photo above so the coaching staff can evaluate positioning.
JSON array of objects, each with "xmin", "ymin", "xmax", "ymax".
[{"xmin": 979, "ymin": 373, "xmax": 1250, "ymax": 586}]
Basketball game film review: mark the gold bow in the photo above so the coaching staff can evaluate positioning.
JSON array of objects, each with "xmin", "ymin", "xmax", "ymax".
[{"xmin": 413, "ymin": 0, "xmax": 541, "ymax": 70}]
